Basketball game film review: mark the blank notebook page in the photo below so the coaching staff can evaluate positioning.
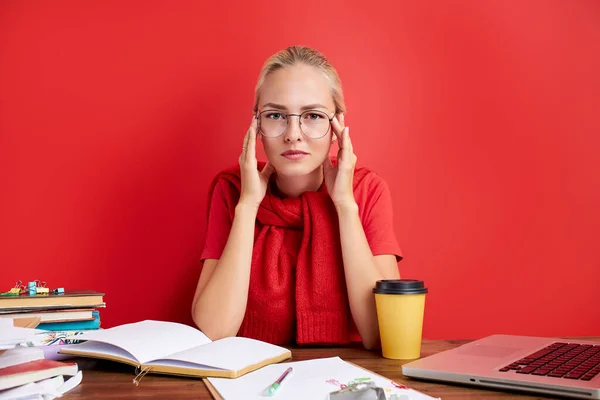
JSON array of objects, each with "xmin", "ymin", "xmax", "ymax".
[
  {"xmin": 153, "ymin": 337, "xmax": 289, "ymax": 371},
  {"xmin": 75, "ymin": 320, "xmax": 211, "ymax": 364},
  {"xmin": 208, "ymin": 356, "xmax": 440, "ymax": 400},
  {"xmin": 63, "ymin": 341, "xmax": 139, "ymax": 364}
]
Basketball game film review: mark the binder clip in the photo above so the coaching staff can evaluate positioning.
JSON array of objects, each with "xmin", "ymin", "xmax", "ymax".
[
  {"xmin": 28, "ymin": 281, "xmax": 37, "ymax": 296},
  {"xmin": 0, "ymin": 280, "xmax": 25, "ymax": 296},
  {"xmin": 34, "ymin": 280, "xmax": 48, "ymax": 295},
  {"xmin": 52, "ymin": 287, "xmax": 65, "ymax": 294},
  {"xmin": 328, "ymin": 381, "xmax": 386, "ymax": 400}
]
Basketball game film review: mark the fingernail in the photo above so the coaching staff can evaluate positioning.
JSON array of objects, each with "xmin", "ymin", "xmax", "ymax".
[
  {"xmin": 346, "ymin": 126, "xmax": 350, "ymax": 134},
  {"xmin": 341, "ymin": 113, "xmax": 345, "ymax": 122}
]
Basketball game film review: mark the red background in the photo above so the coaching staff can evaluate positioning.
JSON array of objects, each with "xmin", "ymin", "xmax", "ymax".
[{"xmin": 1, "ymin": 0, "xmax": 599, "ymax": 339}]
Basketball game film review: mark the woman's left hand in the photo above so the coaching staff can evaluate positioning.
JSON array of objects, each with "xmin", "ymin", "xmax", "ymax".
[{"xmin": 324, "ymin": 114, "xmax": 358, "ymax": 210}]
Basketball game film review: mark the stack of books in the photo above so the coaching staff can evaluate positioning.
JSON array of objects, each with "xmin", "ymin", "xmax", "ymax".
[
  {"xmin": 0, "ymin": 347, "xmax": 81, "ymax": 399},
  {"xmin": 0, "ymin": 290, "xmax": 105, "ymax": 332}
]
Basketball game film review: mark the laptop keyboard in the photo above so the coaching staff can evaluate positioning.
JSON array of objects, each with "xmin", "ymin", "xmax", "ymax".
[{"xmin": 499, "ymin": 342, "xmax": 600, "ymax": 381}]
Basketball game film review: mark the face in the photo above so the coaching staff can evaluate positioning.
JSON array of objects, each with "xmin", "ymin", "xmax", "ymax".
[{"xmin": 256, "ymin": 64, "xmax": 337, "ymax": 178}]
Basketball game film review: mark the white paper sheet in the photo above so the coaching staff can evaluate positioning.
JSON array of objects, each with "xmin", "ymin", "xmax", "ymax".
[
  {"xmin": 73, "ymin": 320, "xmax": 211, "ymax": 364},
  {"xmin": 0, "ymin": 325, "xmax": 47, "ymax": 347},
  {"xmin": 0, "ymin": 382, "xmax": 46, "ymax": 400},
  {"xmin": 0, "ymin": 318, "xmax": 14, "ymax": 328},
  {"xmin": 208, "ymin": 357, "xmax": 440, "ymax": 400},
  {"xmin": 0, "ymin": 376, "xmax": 62, "ymax": 400},
  {"xmin": 0, "ymin": 371, "xmax": 82, "ymax": 400},
  {"xmin": 0, "ymin": 348, "xmax": 44, "ymax": 369},
  {"xmin": 57, "ymin": 371, "xmax": 82, "ymax": 396}
]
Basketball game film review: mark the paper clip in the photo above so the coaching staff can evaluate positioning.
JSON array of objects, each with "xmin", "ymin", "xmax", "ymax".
[
  {"xmin": 326, "ymin": 378, "xmax": 347, "ymax": 389},
  {"xmin": 391, "ymin": 381, "xmax": 409, "ymax": 390},
  {"xmin": 133, "ymin": 366, "xmax": 152, "ymax": 386}
]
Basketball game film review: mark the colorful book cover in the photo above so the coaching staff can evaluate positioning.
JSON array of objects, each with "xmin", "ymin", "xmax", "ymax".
[{"xmin": 37, "ymin": 310, "xmax": 100, "ymax": 331}]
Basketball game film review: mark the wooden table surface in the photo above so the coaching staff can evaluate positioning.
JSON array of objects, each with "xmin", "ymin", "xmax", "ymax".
[{"xmin": 63, "ymin": 337, "xmax": 599, "ymax": 399}]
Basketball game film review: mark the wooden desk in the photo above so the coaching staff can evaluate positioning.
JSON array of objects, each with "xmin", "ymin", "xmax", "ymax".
[{"xmin": 64, "ymin": 338, "xmax": 598, "ymax": 399}]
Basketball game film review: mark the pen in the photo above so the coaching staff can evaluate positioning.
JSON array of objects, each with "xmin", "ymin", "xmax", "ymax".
[{"xmin": 266, "ymin": 367, "xmax": 293, "ymax": 396}]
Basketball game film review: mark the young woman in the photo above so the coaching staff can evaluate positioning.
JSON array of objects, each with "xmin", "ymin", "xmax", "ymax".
[{"xmin": 191, "ymin": 46, "xmax": 402, "ymax": 349}]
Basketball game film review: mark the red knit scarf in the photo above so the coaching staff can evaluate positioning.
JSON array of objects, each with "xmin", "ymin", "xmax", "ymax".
[{"xmin": 206, "ymin": 162, "xmax": 365, "ymax": 345}]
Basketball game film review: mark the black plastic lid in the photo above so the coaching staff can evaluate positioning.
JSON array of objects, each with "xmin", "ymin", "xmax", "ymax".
[{"xmin": 373, "ymin": 279, "xmax": 428, "ymax": 295}]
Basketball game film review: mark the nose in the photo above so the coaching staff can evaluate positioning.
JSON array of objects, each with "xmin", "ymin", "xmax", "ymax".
[{"xmin": 282, "ymin": 115, "xmax": 303, "ymax": 142}]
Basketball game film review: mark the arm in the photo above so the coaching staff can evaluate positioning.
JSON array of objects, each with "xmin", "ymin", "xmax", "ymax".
[
  {"xmin": 336, "ymin": 203, "xmax": 400, "ymax": 349},
  {"xmin": 324, "ymin": 114, "xmax": 401, "ymax": 349},
  {"xmin": 191, "ymin": 202, "xmax": 258, "ymax": 340},
  {"xmin": 191, "ymin": 117, "xmax": 274, "ymax": 340}
]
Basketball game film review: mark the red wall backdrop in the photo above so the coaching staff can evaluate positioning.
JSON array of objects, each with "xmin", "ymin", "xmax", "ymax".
[{"xmin": 1, "ymin": 0, "xmax": 599, "ymax": 339}]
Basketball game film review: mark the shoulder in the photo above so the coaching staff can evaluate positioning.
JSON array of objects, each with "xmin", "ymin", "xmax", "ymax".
[
  {"xmin": 352, "ymin": 167, "xmax": 395, "ymax": 220},
  {"xmin": 207, "ymin": 165, "xmax": 243, "ymax": 205},
  {"xmin": 206, "ymin": 161, "xmax": 268, "ymax": 205},
  {"xmin": 209, "ymin": 164, "xmax": 242, "ymax": 190},
  {"xmin": 209, "ymin": 161, "xmax": 268, "ymax": 192},
  {"xmin": 353, "ymin": 167, "xmax": 390, "ymax": 197}
]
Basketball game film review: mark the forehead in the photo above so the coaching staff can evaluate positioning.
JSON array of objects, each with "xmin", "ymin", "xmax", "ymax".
[{"xmin": 258, "ymin": 64, "xmax": 334, "ymax": 110}]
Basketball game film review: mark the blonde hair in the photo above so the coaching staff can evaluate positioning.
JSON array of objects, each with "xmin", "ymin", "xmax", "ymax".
[{"xmin": 253, "ymin": 46, "xmax": 346, "ymax": 114}]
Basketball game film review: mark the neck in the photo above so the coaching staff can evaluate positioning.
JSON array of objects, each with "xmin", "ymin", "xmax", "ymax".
[{"xmin": 275, "ymin": 167, "xmax": 323, "ymax": 198}]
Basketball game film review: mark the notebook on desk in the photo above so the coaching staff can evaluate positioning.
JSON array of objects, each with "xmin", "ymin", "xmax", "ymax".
[
  {"xmin": 402, "ymin": 334, "xmax": 600, "ymax": 399},
  {"xmin": 59, "ymin": 320, "xmax": 291, "ymax": 378}
]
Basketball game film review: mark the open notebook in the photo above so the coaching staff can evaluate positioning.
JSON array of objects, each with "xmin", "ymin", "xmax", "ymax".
[
  {"xmin": 206, "ymin": 356, "xmax": 440, "ymax": 400},
  {"xmin": 59, "ymin": 320, "xmax": 291, "ymax": 378}
]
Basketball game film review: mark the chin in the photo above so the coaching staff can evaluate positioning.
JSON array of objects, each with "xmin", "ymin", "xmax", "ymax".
[{"xmin": 272, "ymin": 159, "xmax": 321, "ymax": 177}]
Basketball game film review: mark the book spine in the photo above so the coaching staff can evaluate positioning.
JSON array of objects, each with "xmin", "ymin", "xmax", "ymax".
[{"xmin": 38, "ymin": 310, "xmax": 100, "ymax": 331}]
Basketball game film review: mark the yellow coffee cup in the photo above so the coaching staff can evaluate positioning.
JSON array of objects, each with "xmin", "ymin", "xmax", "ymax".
[{"xmin": 373, "ymin": 279, "xmax": 427, "ymax": 360}]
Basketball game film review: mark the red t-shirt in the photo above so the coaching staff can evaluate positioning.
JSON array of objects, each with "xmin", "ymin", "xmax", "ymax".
[{"xmin": 200, "ymin": 167, "xmax": 403, "ymax": 344}]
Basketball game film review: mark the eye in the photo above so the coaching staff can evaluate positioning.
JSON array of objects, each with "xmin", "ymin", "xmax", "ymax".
[
  {"xmin": 304, "ymin": 112, "xmax": 325, "ymax": 120},
  {"xmin": 265, "ymin": 112, "xmax": 284, "ymax": 120}
]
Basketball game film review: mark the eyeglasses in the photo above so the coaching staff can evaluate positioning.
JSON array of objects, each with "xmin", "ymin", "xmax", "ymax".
[{"xmin": 257, "ymin": 110, "xmax": 334, "ymax": 139}]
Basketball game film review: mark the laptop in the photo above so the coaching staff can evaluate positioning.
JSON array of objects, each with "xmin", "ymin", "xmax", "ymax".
[{"xmin": 402, "ymin": 334, "xmax": 600, "ymax": 399}]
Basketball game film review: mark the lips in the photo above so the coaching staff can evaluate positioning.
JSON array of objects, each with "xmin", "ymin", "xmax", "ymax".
[
  {"xmin": 281, "ymin": 149, "xmax": 309, "ymax": 160},
  {"xmin": 281, "ymin": 150, "xmax": 309, "ymax": 156}
]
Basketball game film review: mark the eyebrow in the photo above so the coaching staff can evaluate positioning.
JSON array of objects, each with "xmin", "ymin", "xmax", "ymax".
[{"xmin": 261, "ymin": 103, "xmax": 330, "ymax": 111}]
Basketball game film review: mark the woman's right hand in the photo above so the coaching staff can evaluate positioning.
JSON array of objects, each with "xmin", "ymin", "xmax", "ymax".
[{"xmin": 238, "ymin": 116, "xmax": 275, "ymax": 209}]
